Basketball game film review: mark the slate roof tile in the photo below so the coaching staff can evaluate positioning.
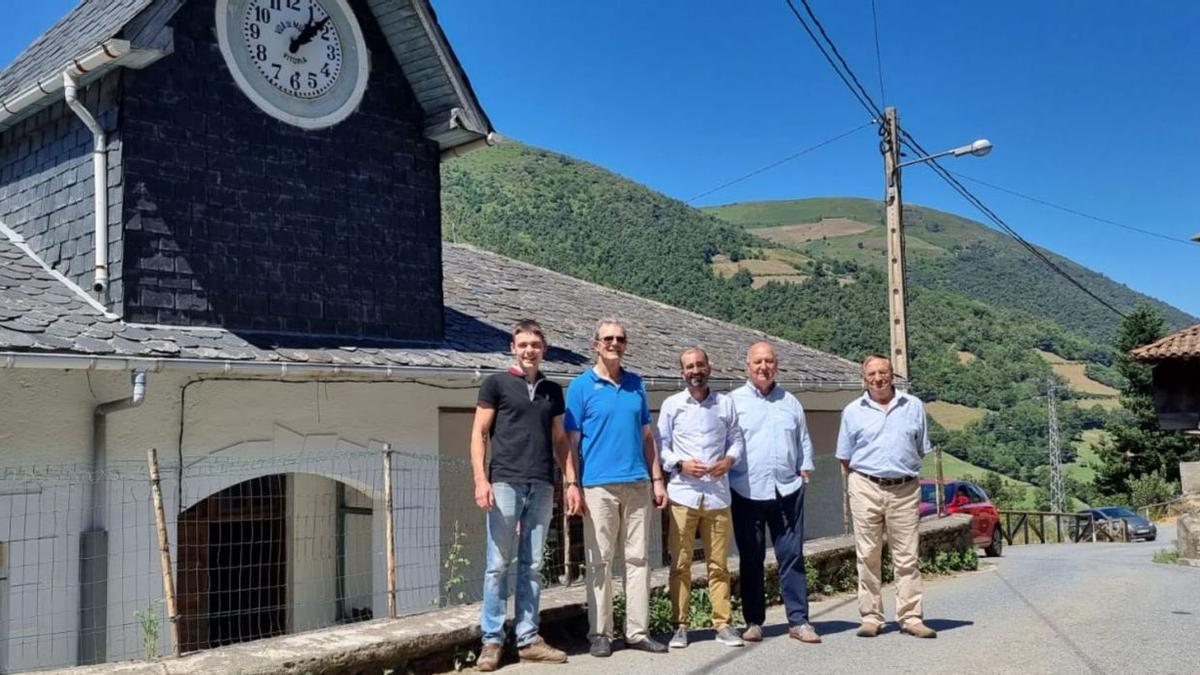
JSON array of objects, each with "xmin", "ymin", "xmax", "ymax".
[{"xmin": 0, "ymin": 233, "xmax": 861, "ymax": 384}]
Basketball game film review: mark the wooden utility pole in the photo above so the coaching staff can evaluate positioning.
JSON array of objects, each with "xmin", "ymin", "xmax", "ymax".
[
  {"xmin": 882, "ymin": 106, "xmax": 909, "ymax": 381},
  {"xmin": 882, "ymin": 107, "xmax": 945, "ymax": 515}
]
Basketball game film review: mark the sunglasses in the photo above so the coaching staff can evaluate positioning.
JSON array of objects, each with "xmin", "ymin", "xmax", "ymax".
[{"xmin": 598, "ymin": 335, "xmax": 627, "ymax": 344}]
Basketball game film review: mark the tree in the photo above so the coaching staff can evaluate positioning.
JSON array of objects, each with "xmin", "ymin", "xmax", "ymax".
[
  {"xmin": 1127, "ymin": 471, "xmax": 1177, "ymax": 508},
  {"xmin": 1093, "ymin": 307, "xmax": 1200, "ymax": 498}
]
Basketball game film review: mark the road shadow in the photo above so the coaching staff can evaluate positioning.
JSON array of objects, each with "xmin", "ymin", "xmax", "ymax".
[
  {"xmin": 924, "ymin": 618, "xmax": 974, "ymax": 633},
  {"xmin": 810, "ymin": 620, "xmax": 859, "ymax": 636}
]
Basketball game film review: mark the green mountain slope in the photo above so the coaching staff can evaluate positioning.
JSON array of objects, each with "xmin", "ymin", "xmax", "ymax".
[
  {"xmin": 440, "ymin": 142, "xmax": 1191, "ymax": 491},
  {"xmin": 704, "ymin": 198, "xmax": 1195, "ymax": 344}
]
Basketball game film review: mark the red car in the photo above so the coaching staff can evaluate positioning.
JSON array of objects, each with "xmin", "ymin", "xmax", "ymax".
[{"xmin": 920, "ymin": 480, "xmax": 1003, "ymax": 557}]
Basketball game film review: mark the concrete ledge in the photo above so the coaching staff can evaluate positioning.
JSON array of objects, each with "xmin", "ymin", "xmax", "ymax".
[{"xmin": 59, "ymin": 515, "xmax": 972, "ymax": 674}]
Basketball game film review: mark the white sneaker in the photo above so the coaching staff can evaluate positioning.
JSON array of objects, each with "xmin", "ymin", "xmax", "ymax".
[
  {"xmin": 669, "ymin": 625, "xmax": 688, "ymax": 649},
  {"xmin": 715, "ymin": 626, "xmax": 744, "ymax": 647}
]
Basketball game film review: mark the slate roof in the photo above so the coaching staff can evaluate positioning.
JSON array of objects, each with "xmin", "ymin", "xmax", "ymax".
[
  {"xmin": 0, "ymin": 0, "xmax": 492, "ymax": 147},
  {"xmin": 0, "ymin": 233, "xmax": 862, "ymax": 386},
  {"xmin": 0, "ymin": 0, "xmax": 149, "ymax": 101},
  {"xmin": 1131, "ymin": 323, "xmax": 1200, "ymax": 361}
]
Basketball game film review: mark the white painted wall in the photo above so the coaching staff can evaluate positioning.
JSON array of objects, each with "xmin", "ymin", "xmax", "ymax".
[
  {"xmin": 289, "ymin": 473, "xmax": 337, "ymax": 632},
  {"xmin": 1, "ymin": 541, "xmax": 9, "ymax": 673},
  {"xmin": 0, "ymin": 369, "xmax": 481, "ymax": 670},
  {"xmin": 343, "ymin": 486, "xmax": 374, "ymax": 617},
  {"xmin": 0, "ymin": 368, "xmax": 859, "ymax": 670}
]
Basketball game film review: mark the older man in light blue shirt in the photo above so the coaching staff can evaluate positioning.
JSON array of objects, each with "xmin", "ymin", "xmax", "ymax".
[
  {"xmin": 728, "ymin": 341, "xmax": 821, "ymax": 645},
  {"xmin": 658, "ymin": 347, "xmax": 745, "ymax": 649},
  {"xmin": 836, "ymin": 354, "xmax": 936, "ymax": 639}
]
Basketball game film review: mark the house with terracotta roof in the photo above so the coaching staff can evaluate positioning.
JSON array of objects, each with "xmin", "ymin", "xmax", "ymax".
[
  {"xmin": 0, "ymin": 1, "xmax": 863, "ymax": 670},
  {"xmin": 1131, "ymin": 322, "xmax": 1200, "ymax": 434}
]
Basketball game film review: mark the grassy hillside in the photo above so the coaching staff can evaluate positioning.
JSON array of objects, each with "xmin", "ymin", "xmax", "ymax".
[
  {"xmin": 704, "ymin": 198, "xmax": 1195, "ymax": 344},
  {"xmin": 441, "ymin": 142, "xmax": 1192, "ymax": 503}
]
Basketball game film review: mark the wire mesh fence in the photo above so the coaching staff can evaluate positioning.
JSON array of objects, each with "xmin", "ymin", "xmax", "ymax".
[{"xmin": 0, "ymin": 448, "xmax": 666, "ymax": 672}]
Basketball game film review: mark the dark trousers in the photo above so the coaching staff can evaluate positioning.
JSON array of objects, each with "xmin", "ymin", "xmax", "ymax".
[{"xmin": 731, "ymin": 487, "xmax": 810, "ymax": 627}]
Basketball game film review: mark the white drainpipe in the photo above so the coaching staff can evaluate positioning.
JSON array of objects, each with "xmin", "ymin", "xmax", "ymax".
[
  {"xmin": 91, "ymin": 369, "xmax": 148, "ymax": 527},
  {"xmin": 63, "ymin": 72, "xmax": 111, "ymax": 296},
  {"xmin": 81, "ymin": 368, "xmax": 146, "ymax": 665}
]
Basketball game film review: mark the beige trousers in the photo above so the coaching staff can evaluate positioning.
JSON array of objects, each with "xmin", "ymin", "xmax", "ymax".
[
  {"xmin": 667, "ymin": 502, "xmax": 732, "ymax": 628},
  {"xmin": 583, "ymin": 480, "xmax": 652, "ymax": 641},
  {"xmin": 847, "ymin": 472, "xmax": 924, "ymax": 626}
]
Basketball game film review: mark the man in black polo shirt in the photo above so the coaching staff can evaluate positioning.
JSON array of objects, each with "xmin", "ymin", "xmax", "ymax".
[{"xmin": 471, "ymin": 319, "xmax": 583, "ymax": 671}]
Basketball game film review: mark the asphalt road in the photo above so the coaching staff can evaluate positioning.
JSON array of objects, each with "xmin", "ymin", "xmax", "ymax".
[{"xmin": 505, "ymin": 524, "xmax": 1199, "ymax": 674}]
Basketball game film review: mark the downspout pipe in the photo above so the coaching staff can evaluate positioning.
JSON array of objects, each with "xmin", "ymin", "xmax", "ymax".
[
  {"xmin": 92, "ymin": 369, "xmax": 149, "ymax": 496},
  {"xmin": 63, "ymin": 71, "xmax": 110, "ymax": 297},
  {"xmin": 80, "ymin": 369, "xmax": 147, "ymax": 665}
]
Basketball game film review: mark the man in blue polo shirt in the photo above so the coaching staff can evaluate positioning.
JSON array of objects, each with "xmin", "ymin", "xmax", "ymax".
[
  {"xmin": 565, "ymin": 318, "xmax": 668, "ymax": 657},
  {"xmin": 471, "ymin": 320, "xmax": 583, "ymax": 671}
]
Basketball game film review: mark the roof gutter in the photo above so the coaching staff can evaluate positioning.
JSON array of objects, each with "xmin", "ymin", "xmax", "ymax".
[
  {"xmin": 440, "ymin": 130, "xmax": 501, "ymax": 162},
  {"xmin": 0, "ymin": 351, "xmax": 491, "ymax": 380},
  {"xmin": 0, "ymin": 351, "xmax": 863, "ymax": 390},
  {"xmin": 0, "ymin": 39, "xmax": 131, "ymax": 128}
]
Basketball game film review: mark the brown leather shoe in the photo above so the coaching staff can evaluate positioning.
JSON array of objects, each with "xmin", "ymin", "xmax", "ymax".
[
  {"xmin": 900, "ymin": 620, "xmax": 938, "ymax": 639},
  {"xmin": 519, "ymin": 636, "xmax": 568, "ymax": 663},
  {"xmin": 741, "ymin": 624, "xmax": 763, "ymax": 642},
  {"xmin": 788, "ymin": 623, "xmax": 822, "ymax": 644},
  {"xmin": 476, "ymin": 643, "xmax": 502, "ymax": 671},
  {"xmin": 856, "ymin": 622, "xmax": 882, "ymax": 638}
]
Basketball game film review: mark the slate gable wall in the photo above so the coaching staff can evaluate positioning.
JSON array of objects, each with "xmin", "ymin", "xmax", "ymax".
[
  {"xmin": 119, "ymin": 0, "xmax": 443, "ymax": 339},
  {"xmin": 0, "ymin": 77, "xmax": 124, "ymax": 306}
]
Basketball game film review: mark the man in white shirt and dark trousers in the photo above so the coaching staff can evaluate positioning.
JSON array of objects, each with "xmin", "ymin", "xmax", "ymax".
[
  {"xmin": 658, "ymin": 347, "xmax": 746, "ymax": 649},
  {"xmin": 729, "ymin": 341, "xmax": 821, "ymax": 645}
]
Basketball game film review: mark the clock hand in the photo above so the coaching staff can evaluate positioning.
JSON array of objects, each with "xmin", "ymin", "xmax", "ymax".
[{"xmin": 289, "ymin": 15, "xmax": 331, "ymax": 54}]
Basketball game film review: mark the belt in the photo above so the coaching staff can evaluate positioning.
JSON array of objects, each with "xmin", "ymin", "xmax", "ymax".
[{"xmin": 855, "ymin": 471, "xmax": 916, "ymax": 487}]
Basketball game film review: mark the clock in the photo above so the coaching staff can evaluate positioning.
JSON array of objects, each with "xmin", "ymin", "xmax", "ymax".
[{"xmin": 215, "ymin": 0, "xmax": 369, "ymax": 129}]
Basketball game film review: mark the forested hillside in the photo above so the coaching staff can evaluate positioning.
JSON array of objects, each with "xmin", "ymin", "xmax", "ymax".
[
  {"xmin": 441, "ymin": 142, "xmax": 1195, "ymax": 499},
  {"xmin": 706, "ymin": 198, "xmax": 1194, "ymax": 345}
]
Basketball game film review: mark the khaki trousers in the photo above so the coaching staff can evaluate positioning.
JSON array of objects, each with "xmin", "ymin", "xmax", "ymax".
[
  {"xmin": 847, "ymin": 472, "xmax": 924, "ymax": 626},
  {"xmin": 583, "ymin": 481, "xmax": 652, "ymax": 641},
  {"xmin": 667, "ymin": 501, "xmax": 732, "ymax": 629}
]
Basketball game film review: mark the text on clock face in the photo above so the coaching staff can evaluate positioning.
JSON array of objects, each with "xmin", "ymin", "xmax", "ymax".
[{"xmin": 242, "ymin": 0, "xmax": 343, "ymax": 99}]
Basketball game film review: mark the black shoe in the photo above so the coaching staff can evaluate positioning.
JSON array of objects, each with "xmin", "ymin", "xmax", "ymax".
[
  {"xmin": 625, "ymin": 637, "xmax": 668, "ymax": 654},
  {"xmin": 589, "ymin": 636, "xmax": 612, "ymax": 658}
]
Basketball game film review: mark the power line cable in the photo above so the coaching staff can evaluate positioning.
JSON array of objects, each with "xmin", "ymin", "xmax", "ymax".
[
  {"xmin": 949, "ymin": 170, "xmax": 1196, "ymax": 246},
  {"xmin": 897, "ymin": 130, "xmax": 1127, "ymax": 318},
  {"xmin": 794, "ymin": 0, "xmax": 884, "ymax": 117},
  {"xmin": 779, "ymin": 0, "xmax": 1127, "ymax": 319},
  {"xmin": 869, "ymin": 0, "xmax": 886, "ymax": 107},
  {"xmin": 782, "ymin": 0, "xmax": 881, "ymax": 119},
  {"xmin": 687, "ymin": 121, "xmax": 873, "ymax": 203}
]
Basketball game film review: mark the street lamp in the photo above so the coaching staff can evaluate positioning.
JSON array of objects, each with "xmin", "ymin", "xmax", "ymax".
[
  {"xmin": 881, "ymin": 106, "xmax": 992, "ymax": 382},
  {"xmin": 879, "ymin": 106, "xmax": 990, "ymax": 519},
  {"xmin": 897, "ymin": 138, "xmax": 992, "ymax": 168}
]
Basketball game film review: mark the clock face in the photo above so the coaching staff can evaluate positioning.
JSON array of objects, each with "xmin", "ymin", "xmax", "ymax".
[
  {"xmin": 216, "ymin": 0, "xmax": 369, "ymax": 129},
  {"xmin": 242, "ymin": 0, "xmax": 343, "ymax": 99}
]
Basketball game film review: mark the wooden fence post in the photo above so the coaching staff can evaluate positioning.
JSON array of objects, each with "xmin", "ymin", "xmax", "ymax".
[
  {"xmin": 383, "ymin": 443, "xmax": 397, "ymax": 619},
  {"xmin": 147, "ymin": 448, "xmax": 181, "ymax": 657}
]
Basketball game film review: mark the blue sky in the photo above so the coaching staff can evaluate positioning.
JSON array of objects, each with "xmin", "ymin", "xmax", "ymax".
[{"xmin": 3, "ymin": 1, "xmax": 1197, "ymax": 318}]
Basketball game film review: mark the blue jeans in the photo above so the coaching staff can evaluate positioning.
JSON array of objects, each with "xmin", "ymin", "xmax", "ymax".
[{"xmin": 480, "ymin": 481, "xmax": 554, "ymax": 647}]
